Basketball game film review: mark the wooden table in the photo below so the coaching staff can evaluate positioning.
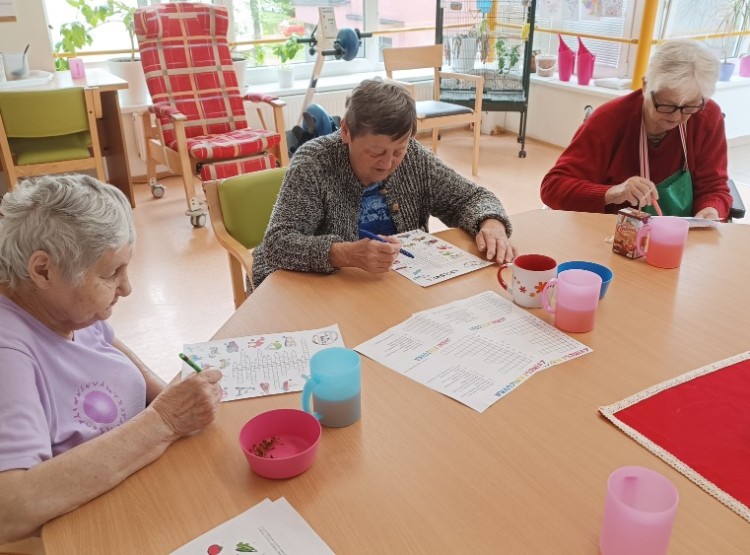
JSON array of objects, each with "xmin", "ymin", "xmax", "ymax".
[
  {"xmin": 0, "ymin": 69, "xmax": 135, "ymax": 206},
  {"xmin": 43, "ymin": 210, "xmax": 750, "ymax": 554}
]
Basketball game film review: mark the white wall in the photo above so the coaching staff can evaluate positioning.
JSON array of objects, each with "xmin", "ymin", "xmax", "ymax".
[{"xmin": 0, "ymin": 0, "xmax": 54, "ymax": 73}]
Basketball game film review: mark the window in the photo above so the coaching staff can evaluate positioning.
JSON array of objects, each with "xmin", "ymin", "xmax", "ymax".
[
  {"xmin": 534, "ymin": 0, "xmax": 638, "ymax": 78},
  {"xmin": 46, "ymin": 0, "xmax": 436, "ymax": 83},
  {"xmin": 657, "ymin": 0, "xmax": 750, "ymax": 61}
]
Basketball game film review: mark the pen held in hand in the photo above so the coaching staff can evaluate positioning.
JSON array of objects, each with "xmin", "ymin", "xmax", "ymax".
[
  {"xmin": 358, "ymin": 228, "xmax": 415, "ymax": 258},
  {"xmin": 179, "ymin": 352, "xmax": 203, "ymax": 373}
]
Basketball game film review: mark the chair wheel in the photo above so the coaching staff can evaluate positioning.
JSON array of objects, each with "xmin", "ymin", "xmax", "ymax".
[
  {"xmin": 518, "ymin": 150, "xmax": 526, "ymax": 158},
  {"xmin": 151, "ymin": 184, "xmax": 165, "ymax": 198},
  {"xmin": 190, "ymin": 214, "xmax": 206, "ymax": 228}
]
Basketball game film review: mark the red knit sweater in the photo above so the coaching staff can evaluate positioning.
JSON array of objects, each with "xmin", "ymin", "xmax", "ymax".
[{"xmin": 540, "ymin": 90, "xmax": 731, "ymax": 218}]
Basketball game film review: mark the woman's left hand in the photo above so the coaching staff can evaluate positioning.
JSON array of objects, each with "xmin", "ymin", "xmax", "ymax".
[
  {"xmin": 475, "ymin": 219, "xmax": 517, "ymax": 263},
  {"xmin": 694, "ymin": 207, "xmax": 720, "ymax": 220}
]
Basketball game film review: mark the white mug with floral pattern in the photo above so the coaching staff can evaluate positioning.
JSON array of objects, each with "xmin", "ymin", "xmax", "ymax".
[{"xmin": 497, "ymin": 254, "xmax": 558, "ymax": 309}]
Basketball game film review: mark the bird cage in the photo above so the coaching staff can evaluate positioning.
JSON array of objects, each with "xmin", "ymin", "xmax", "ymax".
[{"xmin": 437, "ymin": 0, "xmax": 537, "ymax": 157}]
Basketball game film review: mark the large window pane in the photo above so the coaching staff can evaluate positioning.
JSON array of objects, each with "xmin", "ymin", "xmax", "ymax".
[{"xmin": 534, "ymin": 0, "xmax": 635, "ymax": 76}]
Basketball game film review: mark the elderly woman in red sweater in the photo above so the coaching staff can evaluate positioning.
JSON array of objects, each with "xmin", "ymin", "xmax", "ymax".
[{"xmin": 541, "ymin": 39, "xmax": 731, "ymax": 220}]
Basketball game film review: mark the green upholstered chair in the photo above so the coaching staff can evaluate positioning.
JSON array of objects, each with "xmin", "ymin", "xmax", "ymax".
[
  {"xmin": 0, "ymin": 87, "xmax": 105, "ymax": 190},
  {"xmin": 204, "ymin": 167, "xmax": 286, "ymax": 309}
]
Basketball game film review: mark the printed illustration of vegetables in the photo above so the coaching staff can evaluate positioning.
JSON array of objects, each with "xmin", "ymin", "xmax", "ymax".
[
  {"xmin": 236, "ymin": 542, "xmax": 258, "ymax": 552},
  {"xmin": 206, "ymin": 544, "xmax": 222, "ymax": 555}
]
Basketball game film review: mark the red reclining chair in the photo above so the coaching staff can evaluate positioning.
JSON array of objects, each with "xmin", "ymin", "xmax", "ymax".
[{"xmin": 134, "ymin": 2, "xmax": 288, "ymax": 227}]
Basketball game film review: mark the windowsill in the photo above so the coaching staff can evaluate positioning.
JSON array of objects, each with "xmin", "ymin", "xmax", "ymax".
[
  {"xmin": 529, "ymin": 74, "xmax": 632, "ymax": 98},
  {"xmin": 249, "ymin": 68, "xmax": 433, "ymax": 97}
]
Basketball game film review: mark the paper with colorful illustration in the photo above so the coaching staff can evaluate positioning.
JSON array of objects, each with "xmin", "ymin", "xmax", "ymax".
[
  {"xmin": 170, "ymin": 497, "xmax": 334, "ymax": 555},
  {"xmin": 390, "ymin": 229, "xmax": 493, "ymax": 286},
  {"xmin": 355, "ymin": 291, "xmax": 591, "ymax": 412},
  {"xmin": 182, "ymin": 325, "xmax": 344, "ymax": 402}
]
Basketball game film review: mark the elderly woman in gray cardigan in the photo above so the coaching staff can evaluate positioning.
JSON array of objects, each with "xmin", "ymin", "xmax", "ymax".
[{"xmin": 251, "ymin": 79, "xmax": 516, "ymax": 289}]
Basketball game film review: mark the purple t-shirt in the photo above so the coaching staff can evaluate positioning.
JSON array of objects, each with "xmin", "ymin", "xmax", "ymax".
[{"xmin": 0, "ymin": 295, "xmax": 147, "ymax": 472}]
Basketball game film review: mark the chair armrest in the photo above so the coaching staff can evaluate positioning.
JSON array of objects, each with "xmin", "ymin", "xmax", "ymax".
[
  {"xmin": 149, "ymin": 103, "xmax": 187, "ymax": 121},
  {"xmin": 728, "ymin": 178, "xmax": 746, "ymax": 221},
  {"xmin": 438, "ymin": 71, "xmax": 484, "ymax": 86},
  {"xmin": 243, "ymin": 92, "xmax": 287, "ymax": 109}
]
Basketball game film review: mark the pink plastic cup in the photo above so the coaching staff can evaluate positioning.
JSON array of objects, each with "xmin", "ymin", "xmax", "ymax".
[
  {"xmin": 600, "ymin": 466, "xmax": 679, "ymax": 555},
  {"xmin": 541, "ymin": 269, "xmax": 601, "ymax": 333},
  {"xmin": 635, "ymin": 216, "xmax": 690, "ymax": 269},
  {"xmin": 238, "ymin": 408, "xmax": 321, "ymax": 479}
]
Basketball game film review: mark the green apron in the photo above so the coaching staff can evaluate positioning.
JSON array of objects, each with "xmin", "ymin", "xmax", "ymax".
[
  {"xmin": 640, "ymin": 121, "xmax": 693, "ymax": 217},
  {"xmin": 642, "ymin": 169, "xmax": 693, "ymax": 217}
]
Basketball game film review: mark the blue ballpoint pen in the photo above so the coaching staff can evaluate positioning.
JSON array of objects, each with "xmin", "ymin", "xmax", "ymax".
[{"xmin": 359, "ymin": 229, "xmax": 415, "ymax": 258}]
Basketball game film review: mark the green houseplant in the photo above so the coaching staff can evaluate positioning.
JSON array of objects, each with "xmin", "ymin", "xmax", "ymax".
[{"xmin": 271, "ymin": 37, "xmax": 302, "ymax": 88}]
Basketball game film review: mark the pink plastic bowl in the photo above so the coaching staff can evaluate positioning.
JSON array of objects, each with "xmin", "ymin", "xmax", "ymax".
[{"xmin": 238, "ymin": 408, "xmax": 321, "ymax": 479}]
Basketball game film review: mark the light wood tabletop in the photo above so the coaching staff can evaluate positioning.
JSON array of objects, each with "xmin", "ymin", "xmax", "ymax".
[{"xmin": 43, "ymin": 210, "xmax": 750, "ymax": 554}]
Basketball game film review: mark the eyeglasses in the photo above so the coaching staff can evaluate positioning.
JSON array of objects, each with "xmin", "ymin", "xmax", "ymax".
[{"xmin": 650, "ymin": 91, "xmax": 705, "ymax": 115}]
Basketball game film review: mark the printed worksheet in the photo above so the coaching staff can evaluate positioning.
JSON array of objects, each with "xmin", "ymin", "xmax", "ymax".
[
  {"xmin": 182, "ymin": 325, "xmax": 344, "ymax": 402},
  {"xmin": 355, "ymin": 292, "xmax": 591, "ymax": 412},
  {"xmin": 391, "ymin": 229, "xmax": 493, "ymax": 286},
  {"xmin": 170, "ymin": 497, "xmax": 334, "ymax": 555}
]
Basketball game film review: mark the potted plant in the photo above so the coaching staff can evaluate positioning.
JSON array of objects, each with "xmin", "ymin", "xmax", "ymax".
[
  {"xmin": 103, "ymin": 1, "xmax": 149, "ymax": 106},
  {"xmin": 53, "ymin": 0, "xmax": 111, "ymax": 70},
  {"xmin": 271, "ymin": 37, "xmax": 302, "ymax": 88},
  {"xmin": 718, "ymin": 0, "xmax": 750, "ymax": 80}
]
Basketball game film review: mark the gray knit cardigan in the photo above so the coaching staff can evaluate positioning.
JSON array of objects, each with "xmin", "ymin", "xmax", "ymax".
[{"xmin": 251, "ymin": 131, "xmax": 512, "ymax": 288}]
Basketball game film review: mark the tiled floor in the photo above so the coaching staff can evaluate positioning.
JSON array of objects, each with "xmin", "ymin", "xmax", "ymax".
[{"xmin": 112, "ymin": 132, "xmax": 750, "ymax": 383}]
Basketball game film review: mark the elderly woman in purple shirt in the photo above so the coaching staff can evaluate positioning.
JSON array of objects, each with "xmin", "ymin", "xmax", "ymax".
[{"xmin": 0, "ymin": 175, "xmax": 222, "ymax": 546}]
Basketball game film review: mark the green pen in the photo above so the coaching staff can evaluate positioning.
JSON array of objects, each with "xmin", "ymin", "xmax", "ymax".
[{"xmin": 178, "ymin": 352, "xmax": 203, "ymax": 373}]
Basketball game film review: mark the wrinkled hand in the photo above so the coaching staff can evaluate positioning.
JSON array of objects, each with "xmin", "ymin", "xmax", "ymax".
[
  {"xmin": 334, "ymin": 236, "xmax": 401, "ymax": 273},
  {"xmin": 604, "ymin": 176, "xmax": 658, "ymax": 208},
  {"xmin": 694, "ymin": 207, "xmax": 720, "ymax": 220},
  {"xmin": 476, "ymin": 219, "xmax": 516, "ymax": 263},
  {"xmin": 151, "ymin": 369, "xmax": 223, "ymax": 437}
]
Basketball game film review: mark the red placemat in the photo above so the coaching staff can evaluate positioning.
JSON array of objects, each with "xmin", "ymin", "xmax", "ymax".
[{"xmin": 599, "ymin": 352, "xmax": 750, "ymax": 522}]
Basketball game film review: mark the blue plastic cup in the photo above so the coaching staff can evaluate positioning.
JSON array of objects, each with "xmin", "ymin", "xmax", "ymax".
[
  {"xmin": 557, "ymin": 260, "xmax": 614, "ymax": 299},
  {"xmin": 302, "ymin": 347, "xmax": 361, "ymax": 428}
]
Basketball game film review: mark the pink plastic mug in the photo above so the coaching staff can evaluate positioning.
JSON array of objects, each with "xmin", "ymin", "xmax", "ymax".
[
  {"xmin": 497, "ymin": 253, "xmax": 557, "ymax": 308},
  {"xmin": 600, "ymin": 466, "xmax": 679, "ymax": 555},
  {"xmin": 541, "ymin": 269, "xmax": 601, "ymax": 333},
  {"xmin": 636, "ymin": 216, "xmax": 690, "ymax": 269}
]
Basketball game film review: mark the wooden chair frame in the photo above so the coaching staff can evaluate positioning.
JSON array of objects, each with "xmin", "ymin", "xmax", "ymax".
[
  {"xmin": 0, "ymin": 88, "xmax": 106, "ymax": 190},
  {"xmin": 384, "ymin": 44, "xmax": 484, "ymax": 175},
  {"xmin": 204, "ymin": 179, "xmax": 256, "ymax": 309}
]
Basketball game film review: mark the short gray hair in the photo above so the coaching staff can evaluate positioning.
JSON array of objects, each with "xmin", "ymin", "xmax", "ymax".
[
  {"xmin": 344, "ymin": 79, "xmax": 417, "ymax": 140},
  {"xmin": 0, "ymin": 174, "xmax": 135, "ymax": 289},
  {"xmin": 645, "ymin": 39, "xmax": 719, "ymax": 101}
]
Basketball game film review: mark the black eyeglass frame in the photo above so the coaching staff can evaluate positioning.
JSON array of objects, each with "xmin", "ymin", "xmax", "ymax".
[{"xmin": 649, "ymin": 91, "xmax": 705, "ymax": 115}]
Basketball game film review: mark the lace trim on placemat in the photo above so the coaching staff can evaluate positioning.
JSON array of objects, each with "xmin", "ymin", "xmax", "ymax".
[{"xmin": 598, "ymin": 351, "xmax": 750, "ymax": 523}]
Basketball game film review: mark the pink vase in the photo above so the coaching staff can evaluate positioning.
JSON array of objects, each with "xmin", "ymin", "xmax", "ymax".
[
  {"xmin": 740, "ymin": 55, "xmax": 750, "ymax": 78},
  {"xmin": 576, "ymin": 37, "xmax": 596, "ymax": 86},
  {"xmin": 558, "ymin": 35, "xmax": 575, "ymax": 82}
]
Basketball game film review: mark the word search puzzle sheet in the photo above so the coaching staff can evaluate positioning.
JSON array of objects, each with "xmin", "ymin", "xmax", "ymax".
[
  {"xmin": 355, "ymin": 292, "xmax": 591, "ymax": 412},
  {"xmin": 182, "ymin": 325, "xmax": 344, "ymax": 402},
  {"xmin": 392, "ymin": 229, "xmax": 493, "ymax": 286}
]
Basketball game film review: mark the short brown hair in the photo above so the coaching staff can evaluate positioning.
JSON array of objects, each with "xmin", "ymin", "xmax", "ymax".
[{"xmin": 344, "ymin": 79, "xmax": 417, "ymax": 140}]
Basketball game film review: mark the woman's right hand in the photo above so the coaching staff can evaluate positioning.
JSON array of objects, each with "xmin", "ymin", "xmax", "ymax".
[
  {"xmin": 604, "ymin": 176, "xmax": 658, "ymax": 208},
  {"xmin": 330, "ymin": 237, "xmax": 400, "ymax": 273},
  {"xmin": 150, "ymin": 369, "xmax": 223, "ymax": 437}
]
